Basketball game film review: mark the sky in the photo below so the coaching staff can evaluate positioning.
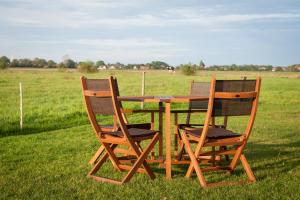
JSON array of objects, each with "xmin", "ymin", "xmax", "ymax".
[{"xmin": 0, "ymin": 0, "xmax": 300, "ymax": 66}]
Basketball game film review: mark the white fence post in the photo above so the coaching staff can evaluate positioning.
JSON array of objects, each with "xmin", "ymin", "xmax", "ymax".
[
  {"xmin": 141, "ymin": 71, "xmax": 145, "ymax": 109},
  {"xmin": 20, "ymin": 82, "xmax": 23, "ymax": 130}
]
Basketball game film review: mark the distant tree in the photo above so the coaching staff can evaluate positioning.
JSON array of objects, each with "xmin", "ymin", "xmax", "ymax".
[
  {"xmin": 199, "ymin": 60, "xmax": 205, "ymax": 69},
  {"xmin": 287, "ymin": 64, "xmax": 300, "ymax": 72},
  {"xmin": 77, "ymin": 61, "xmax": 97, "ymax": 73},
  {"xmin": 63, "ymin": 59, "xmax": 76, "ymax": 68},
  {"xmin": 150, "ymin": 61, "xmax": 170, "ymax": 69},
  {"xmin": 17, "ymin": 58, "xmax": 32, "ymax": 67},
  {"xmin": 32, "ymin": 58, "xmax": 47, "ymax": 68},
  {"xmin": 47, "ymin": 60, "xmax": 57, "ymax": 68},
  {"xmin": 180, "ymin": 63, "xmax": 196, "ymax": 75},
  {"xmin": 205, "ymin": 64, "xmax": 273, "ymax": 71},
  {"xmin": 0, "ymin": 56, "xmax": 10, "ymax": 64},
  {"xmin": 10, "ymin": 59, "xmax": 19, "ymax": 67},
  {"xmin": 114, "ymin": 62, "xmax": 125, "ymax": 69},
  {"xmin": 0, "ymin": 56, "xmax": 10, "ymax": 69},
  {"xmin": 95, "ymin": 60, "xmax": 105, "ymax": 67}
]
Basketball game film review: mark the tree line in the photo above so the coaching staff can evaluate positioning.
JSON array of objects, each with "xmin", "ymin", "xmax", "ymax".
[
  {"xmin": 0, "ymin": 56, "xmax": 171, "ymax": 70},
  {"xmin": 0, "ymin": 55, "xmax": 299, "ymax": 72}
]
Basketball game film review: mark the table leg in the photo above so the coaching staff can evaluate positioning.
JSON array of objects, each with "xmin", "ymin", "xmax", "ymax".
[{"xmin": 165, "ymin": 102, "xmax": 172, "ymax": 179}]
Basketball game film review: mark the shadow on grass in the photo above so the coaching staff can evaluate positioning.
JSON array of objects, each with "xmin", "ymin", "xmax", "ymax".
[
  {"xmin": 0, "ymin": 111, "xmax": 89, "ymax": 137},
  {"xmin": 160, "ymin": 140, "xmax": 300, "ymax": 181}
]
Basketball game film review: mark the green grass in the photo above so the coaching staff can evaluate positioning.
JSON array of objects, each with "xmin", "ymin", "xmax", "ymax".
[{"xmin": 0, "ymin": 69, "xmax": 300, "ymax": 199}]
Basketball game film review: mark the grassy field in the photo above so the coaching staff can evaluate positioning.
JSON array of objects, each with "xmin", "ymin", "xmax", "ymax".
[{"xmin": 0, "ymin": 69, "xmax": 299, "ymax": 199}]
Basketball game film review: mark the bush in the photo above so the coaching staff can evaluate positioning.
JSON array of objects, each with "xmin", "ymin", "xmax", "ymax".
[
  {"xmin": 77, "ymin": 61, "xmax": 97, "ymax": 73},
  {"xmin": 0, "ymin": 56, "xmax": 10, "ymax": 70},
  {"xmin": 0, "ymin": 60, "xmax": 7, "ymax": 70},
  {"xmin": 57, "ymin": 63, "xmax": 66, "ymax": 72},
  {"xmin": 180, "ymin": 63, "xmax": 196, "ymax": 75}
]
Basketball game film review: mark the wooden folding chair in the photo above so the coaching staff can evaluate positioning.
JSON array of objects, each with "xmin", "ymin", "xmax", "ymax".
[
  {"xmin": 179, "ymin": 77, "xmax": 261, "ymax": 187},
  {"xmin": 173, "ymin": 81, "xmax": 210, "ymax": 160},
  {"xmin": 81, "ymin": 76, "xmax": 160, "ymax": 184},
  {"xmin": 80, "ymin": 77, "xmax": 158, "ymax": 165}
]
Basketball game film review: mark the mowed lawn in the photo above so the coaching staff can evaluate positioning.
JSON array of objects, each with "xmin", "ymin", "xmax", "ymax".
[{"xmin": 0, "ymin": 69, "xmax": 299, "ymax": 199}]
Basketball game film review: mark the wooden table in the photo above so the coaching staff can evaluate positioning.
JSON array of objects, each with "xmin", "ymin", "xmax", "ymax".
[{"xmin": 118, "ymin": 95, "xmax": 209, "ymax": 179}]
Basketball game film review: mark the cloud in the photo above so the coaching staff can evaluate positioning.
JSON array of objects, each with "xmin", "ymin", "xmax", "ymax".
[
  {"xmin": 1, "ymin": 1, "xmax": 300, "ymax": 28},
  {"xmin": 15, "ymin": 37, "xmax": 189, "ymax": 63}
]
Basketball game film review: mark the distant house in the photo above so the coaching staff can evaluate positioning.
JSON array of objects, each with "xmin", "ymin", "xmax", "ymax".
[
  {"xmin": 272, "ymin": 66, "xmax": 287, "ymax": 72},
  {"xmin": 97, "ymin": 65, "xmax": 107, "ymax": 70},
  {"xmin": 109, "ymin": 65, "xmax": 116, "ymax": 70},
  {"xmin": 140, "ymin": 65, "xmax": 149, "ymax": 70},
  {"xmin": 272, "ymin": 67, "xmax": 276, "ymax": 72}
]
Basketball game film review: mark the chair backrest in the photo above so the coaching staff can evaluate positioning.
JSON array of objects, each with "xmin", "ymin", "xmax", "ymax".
[
  {"xmin": 81, "ymin": 77, "xmax": 120, "ymax": 136},
  {"xmin": 212, "ymin": 80, "xmax": 258, "ymax": 117},
  {"xmin": 200, "ymin": 77, "xmax": 261, "ymax": 141},
  {"xmin": 189, "ymin": 81, "xmax": 210, "ymax": 110}
]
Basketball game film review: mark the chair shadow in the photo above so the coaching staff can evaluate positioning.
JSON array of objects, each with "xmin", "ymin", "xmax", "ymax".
[
  {"xmin": 151, "ymin": 140, "xmax": 300, "ymax": 181},
  {"xmin": 0, "ymin": 111, "xmax": 88, "ymax": 137}
]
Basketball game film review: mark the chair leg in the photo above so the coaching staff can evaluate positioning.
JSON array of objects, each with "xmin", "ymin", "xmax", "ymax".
[
  {"xmin": 88, "ymin": 135, "xmax": 159, "ymax": 185},
  {"xmin": 89, "ymin": 146, "xmax": 105, "ymax": 165},
  {"xmin": 181, "ymin": 132, "xmax": 207, "ymax": 187},
  {"xmin": 228, "ymin": 145, "xmax": 244, "ymax": 172},
  {"xmin": 102, "ymin": 143, "xmax": 122, "ymax": 172},
  {"xmin": 240, "ymin": 154, "xmax": 256, "ymax": 182},
  {"xmin": 88, "ymin": 152, "xmax": 110, "ymax": 176},
  {"xmin": 177, "ymin": 143, "xmax": 185, "ymax": 161},
  {"xmin": 122, "ymin": 133, "xmax": 160, "ymax": 183}
]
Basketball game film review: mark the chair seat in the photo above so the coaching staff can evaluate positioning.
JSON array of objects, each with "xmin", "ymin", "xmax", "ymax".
[
  {"xmin": 100, "ymin": 123, "xmax": 151, "ymax": 130},
  {"xmin": 103, "ymin": 128, "xmax": 158, "ymax": 138},
  {"xmin": 125, "ymin": 123, "xmax": 151, "ymax": 130},
  {"xmin": 186, "ymin": 127, "xmax": 240, "ymax": 139}
]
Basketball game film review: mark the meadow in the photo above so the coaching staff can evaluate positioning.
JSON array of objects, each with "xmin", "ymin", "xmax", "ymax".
[{"xmin": 0, "ymin": 69, "xmax": 299, "ymax": 199}]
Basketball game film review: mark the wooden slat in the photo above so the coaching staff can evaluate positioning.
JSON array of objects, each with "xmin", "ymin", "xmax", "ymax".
[
  {"xmin": 171, "ymin": 109, "xmax": 207, "ymax": 113},
  {"xmin": 171, "ymin": 96, "xmax": 209, "ymax": 103},
  {"xmin": 200, "ymin": 149, "xmax": 236, "ymax": 156},
  {"xmin": 204, "ymin": 137, "xmax": 244, "ymax": 147},
  {"xmin": 214, "ymin": 91, "xmax": 257, "ymax": 99},
  {"xmin": 145, "ymin": 158, "xmax": 164, "ymax": 163},
  {"xmin": 118, "ymin": 96, "xmax": 155, "ymax": 102},
  {"xmin": 114, "ymin": 148, "xmax": 135, "ymax": 155},
  {"xmin": 84, "ymin": 90, "xmax": 111, "ymax": 97},
  {"xmin": 122, "ymin": 109, "xmax": 160, "ymax": 113}
]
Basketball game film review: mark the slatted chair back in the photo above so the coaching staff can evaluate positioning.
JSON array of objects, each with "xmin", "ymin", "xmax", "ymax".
[
  {"xmin": 185, "ymin": 81, "xmax": 210, "ymax": 124},
  {"xmin": 201, "ymin": 77, "xmax": 261, "ymax": 141},
  {"xmin": 189, "ymin": 81, "xmax": 211, "ymax": 109},
  {"xmin": 212, "ymin": 80, "xmax": 257, "ymax": 117},
  {"xmin": 81, "ymin": 77, "xmax": 119, "ymax": 136}
]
